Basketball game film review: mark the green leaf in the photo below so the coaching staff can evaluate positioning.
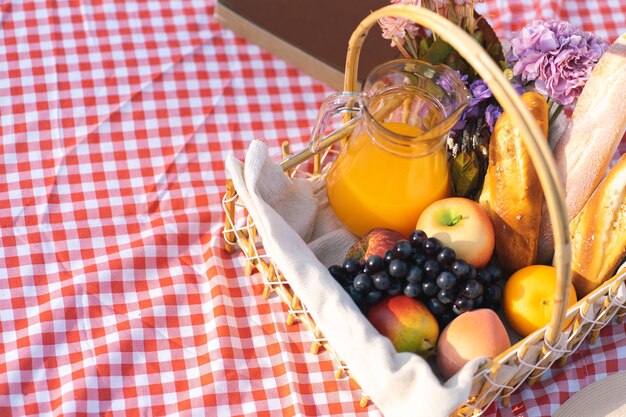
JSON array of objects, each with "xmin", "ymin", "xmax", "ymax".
[
  {"xmin": 475, "ymin": 12, "xmax": 505, "ymax": 66},
  {"xmin": 472, "ymin": 30, "xmax": 484, "ymax": 45},
  {"xmin": 445, "ymin": 50, "xmax": 471, "ymax": 78},
  {"xmin": 423, "ymin": 38, "xmax": 453, "ymax": 65},
  {"xmin": 418, "ymin": 38, "xmax": 430, "ymax": 59},
  {"xmin": 451, "ymin": 151, "xmax": 481, "ymax": 198}
]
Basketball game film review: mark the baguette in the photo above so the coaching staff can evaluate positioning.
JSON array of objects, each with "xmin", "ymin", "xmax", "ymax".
[
  {"xmin": 479, "ymin": 92, "xmax": 549, "ymax": 272},
  {"xmin": 570, "ymin": 154, "xmax": 626, "ymax": 297},
  {"xmin": 538, "ymin": 34, "xmax": 626, "ymax": 262}
]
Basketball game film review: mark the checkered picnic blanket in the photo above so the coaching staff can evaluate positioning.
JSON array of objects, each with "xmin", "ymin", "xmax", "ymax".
[{"xmin": 0, "ymin": 1, "xmax": 624, "ymax": 416}]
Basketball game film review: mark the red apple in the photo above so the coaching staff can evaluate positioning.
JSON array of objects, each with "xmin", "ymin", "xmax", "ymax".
[
  {"xmin": 367, "ymin": 295, "xmax": 439, "ymax": 356},
  {"xmin": 346, "ymin": 227, "xmax": 404, "ymax": 261},
  {"xmin": 415, "ymin": 197, "xmax": 495, "ymax": 268}
]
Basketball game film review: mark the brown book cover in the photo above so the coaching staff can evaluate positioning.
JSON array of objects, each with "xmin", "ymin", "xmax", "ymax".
[{"xmin": 214, "ymin": 0, "xmax": 398, "ymax": 90}]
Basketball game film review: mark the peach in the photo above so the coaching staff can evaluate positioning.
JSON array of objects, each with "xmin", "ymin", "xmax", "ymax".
[
  {"xmin": 367, "ymin": 295, "xmax": 439, "ymax": 357},
  {"xmin": 436, "ymin": 309, "xmax": 510, "ymax": 379}
]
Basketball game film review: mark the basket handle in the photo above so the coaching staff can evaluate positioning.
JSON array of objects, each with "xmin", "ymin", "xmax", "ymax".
[{"xmin": 344, "ymin": 4, "xmax": 571, "ymax": 348}]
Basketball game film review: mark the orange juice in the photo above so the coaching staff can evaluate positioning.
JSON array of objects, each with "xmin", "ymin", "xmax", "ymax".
[{"xmin": 326, "ymin": 121, "xmax": 450, "ymax": 237}]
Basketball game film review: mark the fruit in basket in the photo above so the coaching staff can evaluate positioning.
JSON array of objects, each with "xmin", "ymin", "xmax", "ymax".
[
  {"xmin": 329, "ymin": 230, "xmax": 504, "ymax": 326},
  {"xmin": 415, "ymin": 197, "xmax": 495, "ymax": 268},
  {"xmin": 367, "ymin": 295, "xmax": 439, "ymax": 356},
  {"xmin": 503, "ymin": 265, "xmax": 577, "ymax": 337},
  {"xmin": 346, "ymin": 228, "xmax": 404, "ymax": 261},
  {"xmin": 436, "ymin": 309, "xmax": 511, "ymax": 379}
]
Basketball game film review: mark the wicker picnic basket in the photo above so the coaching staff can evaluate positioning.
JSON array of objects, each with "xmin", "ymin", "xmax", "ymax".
[{"xmin": 222, "ymin": 4, "xmax": 626, "ymax": 416}]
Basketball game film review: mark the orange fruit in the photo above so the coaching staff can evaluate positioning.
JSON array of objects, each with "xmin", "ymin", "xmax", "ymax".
[{"xmin": 503, "ymin": 265, "xmax": 577, "ymax": 337}]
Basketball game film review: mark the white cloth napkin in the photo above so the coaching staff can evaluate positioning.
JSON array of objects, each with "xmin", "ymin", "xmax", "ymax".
[{"xmin": 225, "ymin": 139, "xmax": 484, "ymax": 417}]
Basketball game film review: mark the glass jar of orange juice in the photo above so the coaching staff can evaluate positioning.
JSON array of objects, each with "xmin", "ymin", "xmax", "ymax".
[{"xmin": 310, "ymin": 59, "xmax": 469, "ymax": 237}]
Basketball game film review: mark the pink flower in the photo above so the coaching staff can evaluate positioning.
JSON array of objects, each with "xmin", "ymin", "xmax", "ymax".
[
  {"xmin": 431, "ymin": 0, "xmax": 483, "ymax": 7},
  {"xmin": 381, "ymin": 0, "xmax": 422, "ymax": 46},
  {"xmin": 380, "ymin": 17, "xmax": 408, "ymax": 46}
]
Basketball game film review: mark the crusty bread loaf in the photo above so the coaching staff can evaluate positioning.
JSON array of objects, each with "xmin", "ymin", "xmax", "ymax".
[
  {"xmin": 570, "ymin": 154, "xmax": 626, "ymax": 298},
  {"xmin": 538, "ymin": 34, "xmax": 626, "ymax": 262},
  {"xmin": 479, "ymin": 92, "xmax": 549, "ymax": 272}
]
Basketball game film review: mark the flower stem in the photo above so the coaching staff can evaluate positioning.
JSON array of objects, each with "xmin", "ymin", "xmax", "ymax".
[
  {"xmin": 548, "ymin": 103, "xmax": 564, "ymax": 127},
  {"xmin": 428, "ymin": 0, "xmax": 439, "ymax": 41},
  {"xmin": 377, "ymin": 20, "xmax": 412, "ymax": 59},
  {"xmin": 405, "ymin": 36, "xmax": 418, "ymax": 59},
  {"xmin": 394, "ymin": 39, "xmax": 413, "ymax": 59}
]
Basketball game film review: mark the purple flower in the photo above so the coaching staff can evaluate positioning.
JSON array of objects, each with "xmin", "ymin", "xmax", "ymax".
[
  {"xmin": 452, "ymin": 117, "xmax": 467, "ymax": 132},
  {"xmin": 470, "ymin": 79, "xmax": 491, "ymax": 101},
  {"xmin": 485, "ymin": 104, "xmax": 503, "ymax": 131},
  {"xmin": 511, "ymin": 83, "xmax": 525, "ymax": 96},
  {"xmin": 464, "ymin": 79, "xmax": 492, "ymax": 118},
  {"xmin": 507, "ymin": 20, "xmax": 609, "ymax": 105},
  {"xmin": 452, "ymin": 79, "xmax": 522, "ymax": 134}
]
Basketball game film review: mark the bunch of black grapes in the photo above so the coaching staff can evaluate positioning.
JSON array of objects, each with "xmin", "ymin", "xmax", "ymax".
[{"xmin": 328, "ymin": 230, "xmax": 504, "ymax": 328}]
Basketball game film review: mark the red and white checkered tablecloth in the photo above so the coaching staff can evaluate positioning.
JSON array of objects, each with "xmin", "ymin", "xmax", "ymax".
[{"xmin": 0, "ymin": 1, "xmax": 624, "ymax": 416}]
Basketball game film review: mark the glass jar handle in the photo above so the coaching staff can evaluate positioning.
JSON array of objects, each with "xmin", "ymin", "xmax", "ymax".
[{"xmin": 309, "ymin": 92, "xmax": 363, "ymax": 153}]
